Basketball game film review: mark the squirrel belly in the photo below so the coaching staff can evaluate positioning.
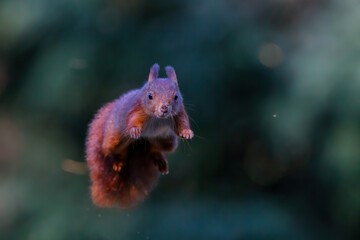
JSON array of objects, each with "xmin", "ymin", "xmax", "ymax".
[{"xmin": 85, "ymin": 64, "xmax": 193, "ymax": 208}]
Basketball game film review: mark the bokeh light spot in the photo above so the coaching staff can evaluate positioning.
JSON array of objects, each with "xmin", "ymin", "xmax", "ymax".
[
  {"xmin": 61, "ymin": 159, "xmax": 87, "ymax": 175},
  {"xmin": 258, "ymin": 43, "xmax": 283, "ymax": 68},
  {"xmin": 69, "ymin": 58, "xmax": 87, "ymax": 70}
]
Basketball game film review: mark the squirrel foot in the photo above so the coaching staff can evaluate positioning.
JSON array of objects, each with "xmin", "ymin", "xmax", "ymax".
[
  {"xmin": 105, "ymin": 155, "xmax": 125, "ymax": 172},
  {"xmin": 112, "ymin": 161, "xmax": 125, "ymax": 172},
  {"xmin": 153, "ymin": 154, "xmax": 169, "ymax": 175}
]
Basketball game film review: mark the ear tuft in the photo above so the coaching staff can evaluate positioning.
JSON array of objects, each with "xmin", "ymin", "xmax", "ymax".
[
  {"xmin": 148, "ymin": 63, "xmax": 160, "ymax": 82},
  {"xmin": 165, "ymin": 65, "xmax": 177, "ymax": 83}
]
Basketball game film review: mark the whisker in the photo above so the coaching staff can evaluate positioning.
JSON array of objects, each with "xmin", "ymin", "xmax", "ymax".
[
  {"xmin": 184, "ymin": 103, "xmax": 196, "ymax": 107},
  {"xmin": 188, "ymin": 115, "xmax": 200, "ymax": 129},
  {"xmin": 184, "ymin": 106, "xmax": 195, "ymax": 111},
  {"xmin": 170, "ymin": 115, "xmax": 176, "ymax": 131},
  {"xmin": 194, "ymin": 134, "xmax": 206, "ymax": 140},
  {"xmin": 184, "ymin": 103, "xmax": 196, "ymax": 112},
  {"xmin": 181, "ymin": 138, "xmax": 186, "ymax": 153},
  {"xmin": 185, "ymin": 139, "xmax": 193, "ymax": 153}
]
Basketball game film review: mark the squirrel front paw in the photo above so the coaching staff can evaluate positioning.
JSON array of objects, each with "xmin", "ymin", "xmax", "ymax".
[
  {"xmin": 179, "ymin": 129, "xmax": 194, "ymax": 139},
  {"xmin": 129, "ymin": 127, "xmax": 141, "ymax": 139}
]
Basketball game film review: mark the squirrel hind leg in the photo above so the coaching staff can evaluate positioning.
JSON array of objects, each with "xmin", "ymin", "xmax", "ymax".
[
  {"xmin": 111, "ymin": 153, "xmax": 128, "ymax": 173},
  {"xmin": 152, "ymin": 152, "xmax": 169, "ymax": 175},
  {"xmin": 108, "ymin": 142, "xmax": 130, "ymax": 172},
  {"xmin": 102, "ymin": 154, "xmax": 124, "ymax": 173},
  {"xmin": 107, "ymin": 141, "xmax": 160, "ymax": 208}
]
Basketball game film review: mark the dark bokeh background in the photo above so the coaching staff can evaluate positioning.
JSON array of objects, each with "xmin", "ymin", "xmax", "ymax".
[{"xmin": 1, "ymin": 0, "xmax": 360, "ymax": 239}]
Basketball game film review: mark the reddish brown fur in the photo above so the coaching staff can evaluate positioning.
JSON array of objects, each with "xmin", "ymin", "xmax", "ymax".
[
  {"xmin": 174, "ymin": 105, "xmax": 191, "ymax": 135},
  {"xmin": 85, "ymin": 64, "xmax": 193, "ymax": 208},
  {"xmin": 126, "ymin": 100, "xmax": 149, "ymax": 132},
  {"xmin": 86, "ymin": 102, "xmax": 160, "ymax": 208}
]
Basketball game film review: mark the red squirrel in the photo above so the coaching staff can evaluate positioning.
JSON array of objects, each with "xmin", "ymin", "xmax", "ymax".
[{"xmin": 86, "ymin": 64, "xmax": 194, "ymax": 208}]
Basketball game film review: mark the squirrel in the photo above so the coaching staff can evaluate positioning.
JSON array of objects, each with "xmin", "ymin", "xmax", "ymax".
[{"xmin": 85, "ymin": 63, "xmax": 194, "ymax": 208}]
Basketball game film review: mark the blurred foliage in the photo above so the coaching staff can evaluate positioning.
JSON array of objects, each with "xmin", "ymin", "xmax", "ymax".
[{"xmin": 0, "ymin": 0, "xmax": 360, "ymax": 239}]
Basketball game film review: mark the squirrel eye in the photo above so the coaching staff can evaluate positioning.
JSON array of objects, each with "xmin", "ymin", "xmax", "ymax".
[
  {"xmin": 174, "ymin": 94, "xmax": 178, "ymax": 100},
  {"xmin": 148, "ymin": 93, "xmax": 153, "ymax": 100}
]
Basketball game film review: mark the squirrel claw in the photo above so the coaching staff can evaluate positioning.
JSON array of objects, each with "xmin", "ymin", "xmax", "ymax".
[
  {"xmin": 129, "ymin": 127, "xmax": 141, "ymax": 139},
  {"xmin": 113, "ymin": 161, "xmax": 124, "ymax": 172},
  {"xmin": 179, "ymin": 129, "xmax": 194, "ymax": 139}
]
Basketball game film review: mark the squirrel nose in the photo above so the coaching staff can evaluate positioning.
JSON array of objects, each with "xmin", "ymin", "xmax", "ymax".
[{"xmin": 160, "ymin": 105, "xmax": 168, "ymax": 113}]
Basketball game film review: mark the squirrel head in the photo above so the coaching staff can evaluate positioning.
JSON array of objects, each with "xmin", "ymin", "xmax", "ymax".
[{"xmin": 142, "ymin": 63, "xmax": 183, "ymax": 119}]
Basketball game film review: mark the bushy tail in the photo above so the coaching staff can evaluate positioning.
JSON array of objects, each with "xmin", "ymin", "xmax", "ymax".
[{"xmin": 86, "ymin": 102, "xmax": 160, "ymax": 208}]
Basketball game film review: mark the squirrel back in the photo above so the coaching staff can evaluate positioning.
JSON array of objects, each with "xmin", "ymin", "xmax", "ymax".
[{"xmin": 86, "ymin": 64, "xmax": 194, "ymax": 208}]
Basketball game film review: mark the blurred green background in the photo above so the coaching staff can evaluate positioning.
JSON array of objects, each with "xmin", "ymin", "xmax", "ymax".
[{"xmin": 1, "ymin": 0, "xmax": 360, "ymax": 239}]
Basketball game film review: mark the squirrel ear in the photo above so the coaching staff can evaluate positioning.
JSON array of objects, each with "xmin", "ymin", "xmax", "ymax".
[
  {"xmin": 148, "ymin": 63, "xmax": 160, "ymax": 82},
  {"xmin": 165, "ymin": 65, "xmax": 177, "ymax": 84}
]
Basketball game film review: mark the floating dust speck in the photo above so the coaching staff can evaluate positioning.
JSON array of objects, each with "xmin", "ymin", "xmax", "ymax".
[{"xmin": 273, "ymin": 114, "xmax": 278, "ymax": 118}]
